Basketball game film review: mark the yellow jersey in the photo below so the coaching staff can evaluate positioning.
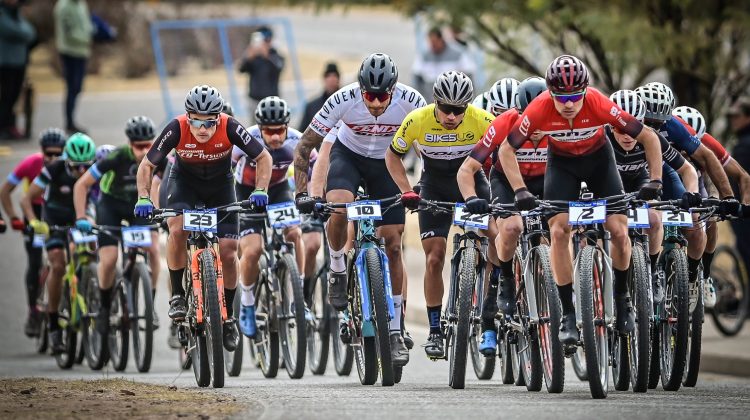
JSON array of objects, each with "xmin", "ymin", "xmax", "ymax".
[{"xmin": 390, "ymin": 104, "xmax": 494, "ymax": 174}]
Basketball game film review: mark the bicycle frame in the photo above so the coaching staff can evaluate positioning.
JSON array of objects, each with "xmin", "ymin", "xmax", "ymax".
[{"xmin": 60, "ymin": 228, "xmax": 97, "ymax": 330}]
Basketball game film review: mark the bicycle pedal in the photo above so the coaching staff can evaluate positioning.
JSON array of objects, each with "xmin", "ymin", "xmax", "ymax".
[
  {"xmin": 177, "ymin": 326, "xmax": 189, "ymax": 346},
  {"xmin": 563, "ymin": 344, "xmax": 577, "ymax": 357},
  {"xmin": 339, "ymin": 323, "xmax": 352, "ymax": 344}
]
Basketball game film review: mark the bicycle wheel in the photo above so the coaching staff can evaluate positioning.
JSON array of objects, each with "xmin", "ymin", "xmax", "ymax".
[
  {"xmin": 516, "ymin": 251, "xmax": 543, "ymax": 392},
  {"xmin": 190, "ymin": 328, "xmax": 210, "ymax": 387},
  {"xmin": 35, "ymin": 267, "xmax": 50, "ymax": 354},
  {"xmin": 224, "ymin": 287, "xmax": 243, "ymax": 377},
  {"xmin": 307, "ymin": 271, "xmax": 331, "ymax": 375},
  {"xmin": 365, "ymin": 248, "xmax": 394, "ymax": 387},
  {"xmin": 55, "ymin": 280, "xmax": 76, "ymax": 369},
  {"xmin": 255, "ymin": 263, "xmax": 279, "ymax": 378},
  {"xmin": 498, "ymin": 328, "xmax": 515, "ymax": 384},
  {"xmin": 331, "ymin": 310, "xmax": 353, "ymax": 376},
  {"xmin": 629, "ymin": 244, "xmax": 652, "ymax": 392},
  {"xmin": 470, "ymin": 269, "xmax": 495, "ymax": 380},
  {"xmin": 200, "ymin": 250, "xmax": 225, "ymax": 388},
  {"xmin": 577, "ymin": 245, "xmax": 608, "ymax": 399},
  {"xmin": 74, "ymin": 266, "xmax": 87, "ymax": 366},
  {"xmin": 131, "ymin": 261, "xmax": 154, "ymax": 373},
  {"xmin": 612, "ymin": 330, "xmax": 630, "ymax": 391},
  {"xmin": 83, "ymin": 263, "xmax": 107, "ymax": 370},
  {"xmin": 710, "ymin": 245, "xmax": 749, "ymax": 336},
  {"xmin": 109, "ymin": 282, "xmax": 129, "ymax": 372},
  {"xmin": 278, "ymin": 253, "xmax": 306, "ymax": 379},
  {"xmin": 533, "ymin": 245, "xmax": 564, "ymax": 393},
  {"xmin": 683, "ymin": 279, "xmax": 703, "ymax": 387},
  {"xmin": 647, "ymin": 305, "xmax": 661, "ymax": 389},
  {"xmin": 178, "ymin": 325, "xmax": 192, "ymax": 370},
  {"xmin": 448, "ymin": 245, "xmax": 476, "ymax": 389},
  {"xmin": 571, "ymin": 348, "xmax": 588, "ymax": 381},
  {"xmin": 660, "ymin": 248, "xmax": 689, "ymax": 391},
  {"xmin": 352, "ymin": 252, "xmax": 378, "ymax": 385}
]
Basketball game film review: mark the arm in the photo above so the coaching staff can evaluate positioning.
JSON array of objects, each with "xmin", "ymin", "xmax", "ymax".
[
  {"xmin": 136, "ymin": 158, "xmax": 157, "ymax": 199},
  {"xmin": 384, "ymin": 149, "xmax": 412, "ymax": 194},
  {"xmin": 73, "ymin": 171, "xmax": 97, "ymax": 220},
  {"xmin": 498, "ymin": 141, "xmax": 526, "ymax": 191},
  {"xmin": 725, "ymin": 159, "xmax": 750, "ymax": 204},
  {"xmin": 0, "ymin": 181, "xmax": 18, "ymax": 220},
  {"xmin": 635, "ymin": 127, "xmax": 663, "ymax": 181},
  {"xmin": 293, "ymin": 128, "xmax": 324, "ymax": 194},
  {"xmin": 21, "ymin": 183, "xmax": 44, "ymax": 222},
  {"xmin": 151, "ymin": 175, "xmax": 162, "ymax": 208},
  {"xmin": 690, "ymin": 144, "xmax": 733, "ymax": 198},
  {"xmin": 252, "ymin": 149, "xmax": 272, "ymax": 191},
  {"xmin": 676, "ymin": 162, "xmax": 699, "ymax": 193},
  {"xmin": 457, "ymin": 157, "xmax": 483, "ymax": 199},
  {"xmin": 309, "ymin": 141, "xmax": 332, "ymax": 197}
]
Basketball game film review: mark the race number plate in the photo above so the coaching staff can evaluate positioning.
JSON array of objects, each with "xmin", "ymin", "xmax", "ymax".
[
  {"xmin": 568, "ymin": 200, "xmax": 606, "ymax": 225},
  {"xmin": 453, "ymin": 203, "xmax": 489, "ymax": 229},
  {"xmin": 267, "ymin": 201, "xmax": 301, "ymax": 228},
  {"xmin": 183, "ymin": 209, "xmax": 218, "ymax": 233},
  {"xmin": 122, "ymin": 226, "xmax": 152, "ymax": 247},
  {"xmin": 70, "ymin": 228, "xmax": 97, "ymax": 244},
  {"xmin": 346, "ymin": 200, "xmax": 382, "ymax": 221},
  {"xmin": 627, "ymin": 206, "xmax": 650, "ymax": 228},
  {"xmin": 662, "ymin": 210, "xmax": 692, "ymax": 227},
  {"xmin": 32, "ymin": 234, "xmax": 46, "ymax": 248}
]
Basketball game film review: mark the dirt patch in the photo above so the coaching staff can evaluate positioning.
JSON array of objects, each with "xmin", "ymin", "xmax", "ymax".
[{"xmin": 0, "ymin": 378, "xmax": 244, "ymax": 419}]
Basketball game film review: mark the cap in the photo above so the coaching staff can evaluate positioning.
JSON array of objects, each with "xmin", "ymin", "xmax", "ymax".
[
  {"xmin": 323, "ymin": 62, "xmax": 340, "ymax": 78},
  {"xmin": 728, "ymin": 97, "xmax": 750, "ymax": 116}
]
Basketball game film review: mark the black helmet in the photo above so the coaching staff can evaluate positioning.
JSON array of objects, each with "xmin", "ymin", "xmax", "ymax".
[
  {"xmin": 545, "ymin": 54, "xmax": 589, "ymax": 93},
  {"xmin": 222, "ymin": 101, "xmax": 235, "ymax": 117},
  {"xmin": 255, "ymin": 96, "xmax": 290, "ymax": 125},
  {"xmin": 358, "ymin": 53, "xmax": 398, "ymax": 93},
  {"xmin": 39, "ymin": 127, "xmax": 67, "ymax": 149},
  {"xmin": 125, "ymin": 116, "xmax": 156, "ymax": 141},
  {"xmin": 516, "ymin": 77, "xmax": 547, "ymax": 112},
  {"xmin": 184, "ymin": 84, "xmax": 224, "ymax": 115}
]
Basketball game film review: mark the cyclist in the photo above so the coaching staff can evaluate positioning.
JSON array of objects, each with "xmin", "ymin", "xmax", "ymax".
[
  {"xmin": 0, "ymin": 128, "xmax": 67, "ymax": 337},
  {"xmin": 293, "ymin": 53, "xmax": 426, "ymax": 366},
  {"xmin": 636, "ymin": 82, "xmax": 736, "ymax": 311},
  {"xmin": 20, "ymin": 133, "xmax": 97, "ymax": 354},
  {"xmin": 72, "ymin": 116, "xmax": 162, "ymax": 335},
  {"xmin": 457, "ymin": 76, "xmax": 548, "ymax": 354},
  {"xmin": 134, "ymin": 85, "xmax": 272, "ymax": 352},
  {"xmin": 499, "ymin": 55, "xmax": 664, "ymax": 345},
  {"xmin": 471, "ymin": 78, "xmax": 520, "ymax": 117},
  {"xmin": 233, "ymin": 96, "xmax": 314, "ymax": 337}
]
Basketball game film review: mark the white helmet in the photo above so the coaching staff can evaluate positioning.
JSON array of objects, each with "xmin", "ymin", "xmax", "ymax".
[
  {"xmin": 673, "ymin": 106, "xmax": 707, "ymax": 138},
  {"xmin": 610, "ymin": 90, "xmax": 646, "ymax": 122},
  {"xmin": 487, "ymin": 78, "xmax": 519, "ymax": 113},
  {"xmin": 645, "ymin": 82, "xmax": 676, "ymax": 108},
  {"xmin": 635, "ymin": 83, "xmax": 674, "ymax": 122},
  {"xmin": 471, "ymin": 93, "xmax": 487, "ymax": 110},
  {"xmin": 433, "ymin": 71, "xmax": 474, "ymax": 106}
]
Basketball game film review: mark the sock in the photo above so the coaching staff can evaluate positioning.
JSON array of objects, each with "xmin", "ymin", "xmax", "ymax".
[
  {"xmin": 613, "ymin": 268, "xmax": 629, "ymax": 295},
  {"xmin": 152, "ymin": 288, "xmax": 156, "ymax": 301},
  {"xmin": 650, "ymin": 253, "xmax": 659, "ymax": 273},
  {"xmin": 499, "ymin": 259, "xmax": 513, "ymax": 279},
  {"xmin": 303, "ymin": 276, "xmax": 313, "ymax": 302},
  {"xmin": 225, "ymin": 287, "xmax": 236, "ymax": 317},
  {"xmin": 99, "ymin": 286, "xmax": 113, "ymax": 310},
  {"xmin": 330, "ymin": 247, "xmax": 345, "ymax": 273},
  {"xmin": 702, "ymin": 252, "xmax": 714, "ymax": 279},
  {"xmin": 489, "ymin": 264, "xmax": 501, "ymax": 286},
  {"xmin": 48, "ymin": 312, "xmax": 60, "ymax": 331},
  {"xmin": 169, "ymin": 268, "xmax": 186, "ymax": 296},
  {"xmin": 390, "ymin": 295, "xmax": 402, "ymax": 333},
  {"xmin": 427, "ymin": 305, "xmax": 442, "ymax": 334},
  {"xmin": 688, "ymin": 256, "xmax": 701, "ymax": 283},
  {"xmin": 240, "ymin": 283, "xmax": 255, "ymax": 306},
  {"xmin": 557, "ymin": 284, "xmax": 575, "ymax": 315}
]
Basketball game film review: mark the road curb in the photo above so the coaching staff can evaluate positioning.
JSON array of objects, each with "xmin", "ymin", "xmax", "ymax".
[{"xmin": 700, "ymin": 354, "xmax": 750, "ymax": 377}]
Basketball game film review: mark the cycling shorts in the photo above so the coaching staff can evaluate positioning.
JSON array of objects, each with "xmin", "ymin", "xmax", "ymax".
[
  {"xmin": 490, "ymin": 169, "xmax": 544, "ymax": 204},
  {"xmin": 43, "ymin": 208, "xmax": 75, "ymax": 251},
  {"xmin": 544, "ymin": 140, "xmax": 624, "ymax": 207},
  {"xmin": 96, "ymin": 194, "xmax": 150, "ymax": 247},
  {"xmin": 301, "ymin": 214, "xmax": 325, "ymax": 233},
  {"xmin": 661, "ymin": 164, "xmax": 686, "ymax": 200},
  {"xmin": 166, "ymin": 167, "xmax": 238, "ymax": 239},
  {"xmin": 621, "ymin": 168, "xmax": 650, "ymax": 194},
  {"xmin": 327, "ymin": 141, "xmax": 404, "ymax": 227},
  {"xmin": 418, "ymin": 171, "xmax": 490, "ymax": 239},
  {"xmin": 237, "ymin": 181, "xmax": 294, "ymax": 237}
]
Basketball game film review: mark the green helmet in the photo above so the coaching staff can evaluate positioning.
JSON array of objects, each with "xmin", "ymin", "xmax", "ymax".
[{"xmin": 64, "ymin": 133, "xmax": 96, "ymax": 163}]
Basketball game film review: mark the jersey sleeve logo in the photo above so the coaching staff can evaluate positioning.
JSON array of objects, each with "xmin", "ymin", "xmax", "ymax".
[
  {"xmin": 519, "ymin": 115, "xmax": 531, "ymax": 137},
  {"xmin": 395, "ymin": 137, "xmax": 408, "ymax": 149},
  {"xmin": 481, "ymin": 125, "xmax": 496, "ymax": 148}
]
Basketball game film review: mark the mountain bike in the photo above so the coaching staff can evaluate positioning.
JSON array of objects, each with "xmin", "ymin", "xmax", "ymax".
[
  {"xmin": 316, "ymin": 194, "xmax": 399, "ymax": 387},
  {"xmin": 710, "ymin": 244, "xmax": 749, "ymax": 336},
  {"xmin": 305, "ymin": 218, "xmax": 333, "ymax": 376}
]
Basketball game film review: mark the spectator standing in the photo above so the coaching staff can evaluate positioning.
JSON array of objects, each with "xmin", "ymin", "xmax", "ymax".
[
  {"xmin": 298, "ymin": 62, "xmax": 340, "ymax": 131},
  {"xmin": 729, "ymin": 97, "xmax": 750, "ymax": 267},
  {"xmin": 54, "ymin": 0, "xmax": 93, "ymax": 134},
  {"xmin": 238, "ymin": 26, "xmax": 285, "ymax": 124},
  {"xmin": 0, "ymin": 0, "xmax": 36, "ymax": 140},
  {"xmin": 411, "ymin": 27, "xmax": 476, "ymax": 99}
]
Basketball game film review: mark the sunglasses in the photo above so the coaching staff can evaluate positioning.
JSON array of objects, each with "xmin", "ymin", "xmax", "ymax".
[
  {"xmin": 436, "ymin": 102, "xmax": 467, "ymax": 116},
  {"xmin": 362, "ymin": 91, "xmax": 391, "ymax": 103},
  {"xmin": 67, "ymin": 162, "xmax": 92, "ymax": 173},
  {"xmin": 551, "ymin": 90, "xmax": 586, "ymax": 104},
  {"xmin": 187, "ymin": 118, "xmax": 219, "ymax": 129},
  {"xmin": 131, "ymin": 142, "xmax": 153, "ymax": 151},
  {"xmin": 43, "ymin": 150, "xmax": 63, "ymax": 158},
  {"xmin": 261, "ymin": 126, "xmax": 287, "ymax": 136}
]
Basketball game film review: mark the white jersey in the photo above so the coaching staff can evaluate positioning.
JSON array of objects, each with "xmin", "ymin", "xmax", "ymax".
[{"xmin": 309, "ymin": 82, "xmax": 426, "ymax": 159}]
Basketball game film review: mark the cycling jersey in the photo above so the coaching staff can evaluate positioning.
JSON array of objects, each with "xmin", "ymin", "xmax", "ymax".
[
  {"xmin": 33, "ymin": 160, "xmax": 78, "ymax": 216},
  {"xmin": 390, "ymin": 103, "xmax": 494, "ymax": 174},
  {"xmin": 233, "ymin": 125, "xmax": 302, "ymax": 188},
  {"xmin": 674, "ymin": 116, "xmax": 731, "ymax": 166},
  {"xmin": 89, "ymin": 145, "xmax": 139, "ymax": 203},
  {"xmin": 607, "ymin": 126, "xmax": 686, "ymax": 179},
  {"xmin": 507, "ymin": 88, "xmax": 643, "ymax": 157},
  {"xmin": 470, "ymin": 109, "xmax": 548, "ymax": 178},
  {"xmin": 147, "ymin": 113, "xmax": 265, "ymax": 180},
  {"xmin": 7, "ymin": 153, "xmax": 44, "ymax": 205},
  {"xmin": 309, "ymin": 82, "xmax": 426, "ymax": 159},
  {"xmin": 652, "ymin": 116, "xmax": 701, "ymax": 156}
]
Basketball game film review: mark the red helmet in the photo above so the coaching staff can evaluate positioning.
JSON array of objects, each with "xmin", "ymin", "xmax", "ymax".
[{"xmin": 545, "ymin": 55, "xmax": 589, "ymax": 93}]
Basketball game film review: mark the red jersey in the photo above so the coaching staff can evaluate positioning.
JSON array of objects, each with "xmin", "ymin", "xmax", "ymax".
[
  {"xmin": 7, "ymin": 153, "xmax": 44, "ymax": 205},
  {"xmin": 675, "ymin": 116, "xmax": 731, "ymax": 166},
  {"xmin": 470, "ymin": 109, "xmax": 548, "ymax": 178},
  {"xmin": 507, "ymin": 88, "xmax": 643, "ymax": 157}
]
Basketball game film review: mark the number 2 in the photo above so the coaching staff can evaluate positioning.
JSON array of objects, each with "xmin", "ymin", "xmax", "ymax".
[{"xmin": 580, "ymin": 207, "xmax": 594, "ymax": 219}]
